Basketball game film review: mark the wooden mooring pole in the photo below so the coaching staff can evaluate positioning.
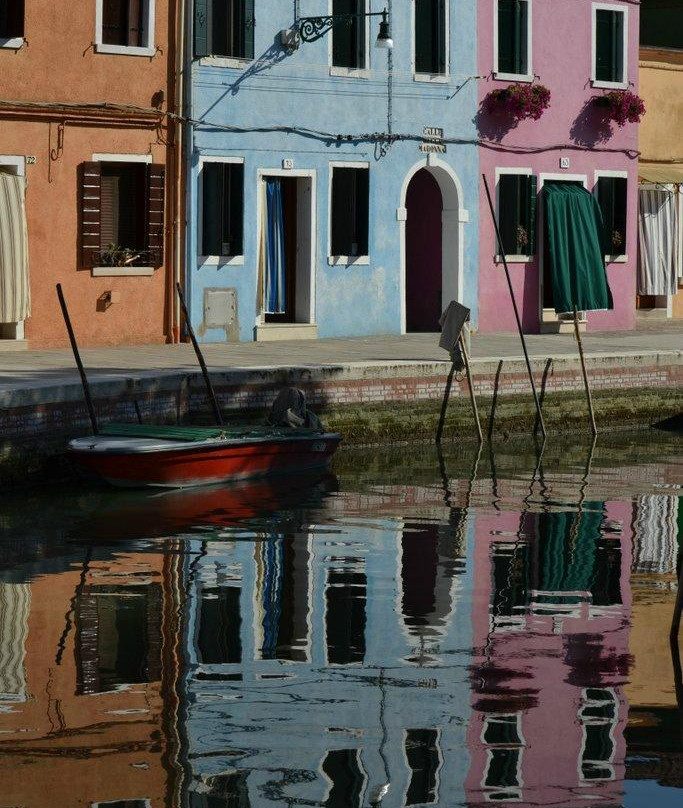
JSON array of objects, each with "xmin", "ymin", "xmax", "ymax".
[{"xmin": 573, "ymin": 305, "xmax": 598, "ymax": 437}]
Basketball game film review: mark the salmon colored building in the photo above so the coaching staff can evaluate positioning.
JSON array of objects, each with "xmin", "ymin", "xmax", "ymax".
[{"xmin": 0, "ymin": 0, "xmax": 181, "ymax": 349}]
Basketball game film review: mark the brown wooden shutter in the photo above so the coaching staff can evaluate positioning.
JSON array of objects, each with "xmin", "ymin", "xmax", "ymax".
[
  {"xmin": 146, "ymin": 163, "xmax": 165, "ymax": 266},
  {"xmin": 80, "ymin": 161, "xmax": 102, "ymax": 268}
]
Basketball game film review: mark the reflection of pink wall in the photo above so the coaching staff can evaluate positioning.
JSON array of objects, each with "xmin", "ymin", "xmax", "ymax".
[
  {"xmin": 465, "ymin": 502, "xmax": 633, "ymax": 807},
  {"xmin": 477, "ymin": 0, "xmax": 639, "ymax": 333},
  {"xmin": 406, "ymin": 169, "xmax": 443, "ymax": 332}
]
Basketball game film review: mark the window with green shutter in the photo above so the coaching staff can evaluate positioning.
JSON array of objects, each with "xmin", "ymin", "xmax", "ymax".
[
  {"xmin": 640, "ymin": 0, "xmax": 683, "ymax": 50},
  {"xmin": 202, "ymin": 162, "xmax": 244, "ymax": 257},
  {"xmin": 595, "ymin": 175, "xmax": 627, "ymax": 256},
  {"xmin": 498, "ymin": 173, "xmax": 537, "ymax": 257},
  {"xmin": 497, "ymin": 0, "xmax": 529, "ymax": 76},
  {"xmin": 332, "ymin": 0, "xmax": 366, "ymax": 69},
  {"xmin": 194, "ymin": 0, "xmax": 255, "ymax": 59},
  {"xmin": 595, "ymin": 9, "xmax": 625, "ymax": 83},
  {"xmin": 414, "ymin": 0, "xmax": 447, "ymax": 75},
  {"xmin": 331, "ymin": 167, "xmax": 369, "ymax": 257}
]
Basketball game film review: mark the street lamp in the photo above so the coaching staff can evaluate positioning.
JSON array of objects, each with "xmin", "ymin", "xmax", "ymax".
[{"xmin": 280, "ymin": 7, "xmax": 392, "ymax": 52}]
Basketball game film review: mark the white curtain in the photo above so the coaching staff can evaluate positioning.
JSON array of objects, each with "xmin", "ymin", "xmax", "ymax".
[
  {"xmin": 0, "ymin": 174, "xmax": 30, "ymax": 323},
  {"xmin": 632, "ymin": 495, "xmax": 679, "ymax": 574},
  {"xmin": 638, "ymin": 188, "xmax": 678, "ymax": 295},
  {"xmin": 0, "ymin": 583, "xmax": 30, "ymax": 703}
]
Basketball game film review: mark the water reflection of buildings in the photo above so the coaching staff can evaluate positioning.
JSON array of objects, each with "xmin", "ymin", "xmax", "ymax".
[
  {"xmin": 0, "ymin": 543, "xmax": 182, "ymax": 808},
  {"xmin": 465, "ymin": 500, "xmax": 634, "ymax": 807},
  {"xmin": 181, "ymin": 487, "xmax": 473, "ymax": 807}
]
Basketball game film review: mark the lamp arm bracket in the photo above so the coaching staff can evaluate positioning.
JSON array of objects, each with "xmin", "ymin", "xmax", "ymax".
[{"xmin": 296, "ymin": 9, "xmax": 387, "ymax": 44}]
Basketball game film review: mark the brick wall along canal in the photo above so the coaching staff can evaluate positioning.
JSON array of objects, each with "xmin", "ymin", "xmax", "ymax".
[{"xmin": 0, "ymin": 431, "xmax": 681, "ymax": 807}]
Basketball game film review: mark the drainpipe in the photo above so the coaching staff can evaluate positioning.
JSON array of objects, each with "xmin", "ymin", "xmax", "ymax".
[{"xmin": 172, "ymin": 0, "xmax": 188, "ymax": 343}]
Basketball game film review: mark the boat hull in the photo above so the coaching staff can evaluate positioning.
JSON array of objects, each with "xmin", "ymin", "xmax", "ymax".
[{"xmin": 69, "ymin": 433, "xmax": 341, "ymax": 488}]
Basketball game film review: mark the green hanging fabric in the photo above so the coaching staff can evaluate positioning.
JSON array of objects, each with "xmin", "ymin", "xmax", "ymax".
[{"xmin": 543, "ymin": 183, "xmax": 614, "ymax": 314}]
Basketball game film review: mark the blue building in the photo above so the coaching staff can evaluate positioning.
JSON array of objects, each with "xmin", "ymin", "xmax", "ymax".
[{"xmin": 186, "ymin": 0, "xmax": 479, "ymax": 342}]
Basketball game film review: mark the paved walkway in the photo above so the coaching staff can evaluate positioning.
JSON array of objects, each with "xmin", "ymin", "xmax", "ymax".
[{"xmin": 0, "ymin": 322, "xmax": 681, "ymax": 393}]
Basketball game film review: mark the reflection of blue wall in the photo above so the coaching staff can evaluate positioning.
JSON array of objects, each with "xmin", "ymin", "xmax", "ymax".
[
  {"xmin": 180, "ymin": 508, "xmax": 474, "ymax": 807},
  {"xmin": 188, "ymin": 1, "xmax": 479, "ymax": 342}
]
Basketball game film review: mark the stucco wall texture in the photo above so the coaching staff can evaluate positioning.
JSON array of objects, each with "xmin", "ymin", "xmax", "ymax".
[
  {"xmin": 188, "ymin": 0, "xmax": 479, "ymax": 342},
  {"xmin": 477, "ymin": 0, "xmax": 639, "ymax": 334},
  {"xmin": 0, "ymin": 3, "xmax": 174, "ymax": 348}
]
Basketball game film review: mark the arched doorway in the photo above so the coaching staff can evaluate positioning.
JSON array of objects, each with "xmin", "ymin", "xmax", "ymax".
[
  {"xmin": 400, "ymin": 158, "xmax": 465, "ymax": 334},
  {"xmin": 406, "ymin": 169, "xmax": 443, "ymax": 332}
]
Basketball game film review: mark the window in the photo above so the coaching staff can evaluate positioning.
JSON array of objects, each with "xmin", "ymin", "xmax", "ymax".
[
  {"xmin": 414, "ymin": 0, "xmax": 447, "ymax": 76},
  {"xmin": 405, "ymin": 729, "xmax": 440, "ymax": 805},
  {"xmin": 96, "ymin": 0, "xmax": 155, "ymax": 54},
  {"xmin": 595, "ymin": 174, "xmax": 627, "ymax": 257},
  {"xmin": 196, "ymin": 587, "xmax": 242, "ymax": 664},
  {"xmin": 497, "ymin": 172, "xmax": 537, "ymax": 258},
  {"xmin": 330, "ymin": 166, "xmax": 369, "ymax": 259},
  {"xmin": 322, "ymin": 749, "xmax": 365, "ymax": 807},
  {"xmin": 640, "ymin": 0, "xmax": 683, "ymax": 50},
  {"xmin": 332, "ymin": 0, "xmax": 366, "ymax": 70},
  {"xmin": 325, "ymin": 567, "xmax": 366, "ymax": 664},
  {"xmin": 0, "ymin": 0, "xmax": 24, "ymax": 44},
  {"xmin": 579, "ymin": 689, "xmax": 617, "ymax": 781},
  {"xmin": 201, "ymin": 162, "xmax": 244, "ymax": 258},
  {"xmin": 75, "ymin": 585, "xmax": 162, "ymax": 695},
  {"xmin": 481, "ymin": 714, "xmax": 524, "ymax": 801},
  {"xmin": 80, "ymin": 159, "xmax": 165, "ymax": 269},
  {"xmin": 593, "ymin": 5, "xmax": 627, "ymax": 86},
  {"xmin": 194, "ymin": 0, "xmax": 255, "ymax": 60},
  {"xmin": 496, "ymin": 0, "xmax": 531, "ymax": 78}
]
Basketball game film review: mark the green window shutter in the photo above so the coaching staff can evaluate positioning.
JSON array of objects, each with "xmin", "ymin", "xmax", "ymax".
[
  {"xmin": 498, "ymin": 174, "xmax": 520, "ymax": 255},
  {"xmin": 202, "ymin": 163, "xmax": 222, "ymax": 255},
  {"xmin": 526, "ymin": 174, "xmax": 537, "ymax": 256},
  {"xmin": 80, "ymin": 162, "xmax": 102, "ymax": 268},
  {"xmin": 356, "ymin": 168, "xmax": 369, "ymax": 256},
  {"xmin": 194, "ymin": 0, "xmax": 210, "ymax": 57},
  {"xmin": 332, "ymin": 0, "xmax": 357, "ymax": 69},
  {"xmin": 436, "ymin": 0, "xmax": 447, "ymax": 74},
  {"xmin": 332, "ymin": 169, "xmax": 350, "ymax": 256},
  {"xmin": 225, "ymin": 163, "xmax": 244, "ymax": 256},
  {"xmin": 415, "ymin": 0, "xmax": 431, "ymax": 74},
  {"xmin": 146, "ymin": 164, "xmax": 165, "ymax": 267},
  {"xmin": 514, "ymin": 0, "xmax": 528, "ymax": 75},
  {"xmin": 0, "ymin": 0, "xmax": 24, "ymax": 38},
  {"xmin": 596, "ymin": 10, "xmax": 622, "ymax": 82},
  {"xmin": 242, "ymin": 0, "xmax": 255, "ymax": 59},
  {"xmin": 497, "ymin": 0, "xmax": 514, "ymax": 74}
]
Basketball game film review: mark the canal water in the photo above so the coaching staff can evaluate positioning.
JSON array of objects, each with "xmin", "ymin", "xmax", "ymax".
[{"xmin": 0, "ymin": 431, "xmax": 681, "ymax": 808}]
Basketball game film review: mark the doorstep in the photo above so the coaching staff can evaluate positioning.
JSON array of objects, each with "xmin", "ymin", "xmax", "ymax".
[
  {"xmin": 0, "ymin": 339, "xmax": 28, "ymax": 351},
  {"xmin": 254, "ymin": 323, "xmax": 319, "ymax": 342}
]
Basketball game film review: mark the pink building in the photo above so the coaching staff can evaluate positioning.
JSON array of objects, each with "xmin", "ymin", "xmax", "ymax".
[
  {"xmin": 465, "ymin": 501, "xmax": 633, "ymax": 806},
  {"xmin": 477, "ymin": 0, "xmax": 639, "ymax": 333}
]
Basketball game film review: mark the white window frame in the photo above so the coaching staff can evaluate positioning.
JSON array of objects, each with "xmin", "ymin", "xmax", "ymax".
[
  {"xmin": 0, "ymin": 156, "xmax": 27, "ymax": 340},
  {"xmin": 95, "ymin": 0, "xmax": 156, "ymax": 57},
  {"xmin": 198, "ymin": 155, "xmax": 246, "ymax": 267},
  {"xmin": 593, "ymin": 169, "xmax": 629, "ymax": 263},
  {"xmin": 328, "ymin": 0, "xmax": 371, "ymax": 78},
  {"xmin": 591, "ymin": 3, "xmax": 628, "ymax": 89},
  {"xmin": 578, "ymin": 688, "xmax": 617, "ymax": 783},
  {"xmin": 90, "ymin": 152, "xmax": 156, "ymax": 276},
  {"xmin": 480, "ymin": 713, "xmax": 525, "ymax": 802},
  {"xmin": 493, "ymin": 0, "xmax": 533, "ymax": 83},
  {"xmin": 328, "ymin": 161, "xmax": 370, "ymax": 266},
  {"xmin": 412, "ymin": 0, "xmax": 450, "ymax": 83},
  {"xmin": 494, "ymin": 167, "xmax": 535, "ymax": 264}
]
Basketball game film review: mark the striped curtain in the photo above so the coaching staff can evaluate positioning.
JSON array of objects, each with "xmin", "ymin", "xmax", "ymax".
[
  {"xmin": 0, "ymin": 583, "xmax": 30, "ymax": 703},
  {"xmin": 638, "ymin": 188, "xmax": 678, "ymax": 295},
  {"xmin": 632, "ymin": 495, "xmax": 679, "ymax": 574},
  {"xmin": 0, "ymin": 174, "xmax": 30, "ymax": 324},
  {"xmin": 265, "ymin": 179, "xmax": 286, "ymax": 314},
  {"xmin": 255, "ymin": 539, "xmax": 284, "ymax": 659}
]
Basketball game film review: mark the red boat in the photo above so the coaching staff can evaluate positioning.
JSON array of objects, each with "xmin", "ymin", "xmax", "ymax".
[{"xmin": 69, "ymin": 424, "xmax": 341, "ymax": 489}]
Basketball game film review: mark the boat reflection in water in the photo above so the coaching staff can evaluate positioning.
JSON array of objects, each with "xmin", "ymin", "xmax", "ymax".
[{"xmin": 0, "ymin": 436, "xmax": 681, "ymax": 807}]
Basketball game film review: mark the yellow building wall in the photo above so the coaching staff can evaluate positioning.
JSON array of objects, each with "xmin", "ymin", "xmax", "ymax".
[{"xmin": 639, "ymin": 48, "xmax": 683, "ymax": 318}]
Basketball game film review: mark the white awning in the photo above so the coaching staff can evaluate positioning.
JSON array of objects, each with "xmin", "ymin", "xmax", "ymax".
[
  {"xmin": 638, "ymin": 163, "xmax": 683, "ymax": 185},
  {"xmin": 0, "ymin": 173, "xmax": 30, "ymax": 323}
]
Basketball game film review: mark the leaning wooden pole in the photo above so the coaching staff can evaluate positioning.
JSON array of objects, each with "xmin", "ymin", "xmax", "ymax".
[
  {"xmin": 482, "ymin": 174, "xmax": 546, "ymax": 438},
  {"xmin": 56, "ymin": 283, "xmax": 98, "ymax": 435},
  {"xmin": 460, "ymin": 334, "xmax": 483, "ymax": 444},
  {"xmin": 435, "ymin": 363, "xmax": 456, "ymax": 444},
  {"xmin": 176, "ymin": 282, "xmax": 224, "ymax": 426},
  {"xmin": 573, "ymin": 305, "xmax": 598, "ymax": 436}
]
